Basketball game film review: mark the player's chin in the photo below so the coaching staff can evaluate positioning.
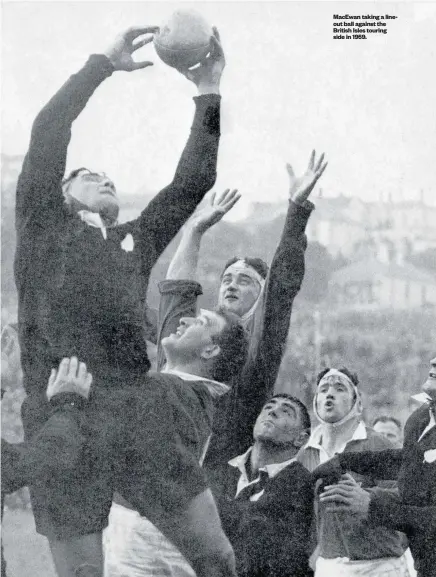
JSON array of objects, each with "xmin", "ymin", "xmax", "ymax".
[
  {"xmin": 161, "ymin": 334, "xmax": 179, "ymax": 347},
  {"xmin": 423, "ymin": 377, "xmax": 436, "ymax": 398}
]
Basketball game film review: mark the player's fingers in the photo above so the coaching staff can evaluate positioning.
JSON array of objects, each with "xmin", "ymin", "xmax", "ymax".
[
  {"xmin": 209, "ymin": 191, "xmax": 217, "ymax": 206},
  {"xmin": 132, "ymin": 35, "xmax": 155, "ymax": 51},
  {"xmin": 212, "ymin": 26, "xmax": 221, "ymax": 42},
  {"xmin": 316, "ymin": 161, "xmax": 328, "ymax": 180},
  {"xmin": 68, "ymin": 356, "xmax": 79, "ymax": 378},
  {"xmin": 224, "ymin": 193, "xmax": 241, "ymax": 212},
  {"xmin": 132, "ymin": 61, "xmax": 154, "ymax": 70},
  {"xmin": 210, "ymin": 33, "xmax": 223, "ymax": 58},
  {"xmin": 223, "ymin": 188, "xmax": 239, "ymax": 202},
  {"xmin": 319, "ymin": 494, "xmax": 350, "ymax": 505},
  {"xmin": 216, "ymin": 188, "xmax": 230, "ymax": 204},
  {"xmin": 340, "ymin": 473, "xmax": 357, "ymax": 482},
  {"xmin": 308, "ymin": 150, "xmax": 315, "ymax": 170},
  {"xmin": 57, "ymin": 357, "xmax": 70, "ymax": 378},
  {"xmin": 286, "ymin": 163, "xmax": 295, "ymax": 178},
  {"xmin": 77, "ymin": 362, "xmax": 87, "ymax": 382},
  {"xmin": 320, "ymin": 487, "xmax": 352, "ymax": 499},
  {"xmin": 48, "ymin": 368, "xmax": 57, "ymax": 388},
  {"xmin": 125, "ymin": 26, "xmax": 159, "ymax": 41},
  {"xmin": 315, "ymin": 153, "xmax": 325, "ymax": 172},
  {"xmin": 84, "ymin": 373, "xmax": 93, "ymax": 397}
]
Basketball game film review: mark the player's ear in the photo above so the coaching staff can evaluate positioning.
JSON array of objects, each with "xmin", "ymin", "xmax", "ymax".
[
  {"xmin": 200, "ymin": 343, "xmax": 221, "ymax": 360},
  {"xmin": 294, "ymin": 429, "xmax": 310, "ymax": 449}
]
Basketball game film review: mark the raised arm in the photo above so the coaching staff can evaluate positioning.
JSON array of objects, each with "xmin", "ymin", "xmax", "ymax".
[
  {"xmin": 134, "ymin": 28, "xmax": 226, "ymax": 262},
  {"xmin": 166, "ymin": 189, "xmax": 241, "ymax": 280},
  {"xmin": 15, "ymin": 27, "xmax": 158, "ymax": 229},
  {"xmin": 239, "ymin": 152, "xmax": 328, "ymax": 423}
]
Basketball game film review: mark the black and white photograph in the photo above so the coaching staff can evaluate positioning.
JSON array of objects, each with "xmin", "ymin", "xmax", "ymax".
[{"xmin": 1, "ymin": 1, "xmax": 436, "ymax": 577}]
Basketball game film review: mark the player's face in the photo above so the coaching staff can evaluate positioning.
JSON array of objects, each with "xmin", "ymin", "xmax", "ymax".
[
  {"xmin": 67, "ymin": 171, "xmax": 119, "ymax": 221},
  {"xmin": 316, "ymin": 379, "xmax": 355, "ymax": 423},
  {"xmin": 218, "ymin": 269, "xmax": 261, "ymax": 316},
  {"xmin": 253, "ymin": 397, "xmax": 304, "ymax": 446},
  {"xmin": 373, "ymin": 421, "xmax": 402, "ymax": 447},
  {"xmin": 162, "ymin": 309, "xmax": 226, "ymax": 361},
  {"xmin": 423, "ymin": 356, "xmax": 436, "ymax": 399}
]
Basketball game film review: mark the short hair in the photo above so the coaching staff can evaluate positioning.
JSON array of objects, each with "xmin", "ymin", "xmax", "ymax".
[
  {"xmin": 316, "ymin": 366, "xmax": 359, "ymax": 388},
  {"xmin": 210, "ymin": 307, "xmax": 249, "ymax": 383},
  {"xmin": 267, "ymin": 394, "xmax": 311, "ymax": 432},
  {"xmin": 62, "ymin": 167, "xmax": 93, "ymax": 193},
  {"xmin": 372, "ymin": 415, "xmax": 402, "ymax": 430},
  {"xmin": 221, "ymin": 256, "xmax": 269, "ymax": 280}
]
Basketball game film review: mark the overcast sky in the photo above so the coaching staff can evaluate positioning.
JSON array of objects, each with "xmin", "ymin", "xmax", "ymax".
[{"xmin": 2, "ymin": 1, "xmax": 436, "ymax": 218}]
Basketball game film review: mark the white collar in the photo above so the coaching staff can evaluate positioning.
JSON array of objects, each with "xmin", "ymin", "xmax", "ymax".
[
  {"xmin": 306, "ymin": 420, "xmax": 367, "ymax": 452},
  {"xmin": 161, "ymin": 367, "xmax": 230, "ymax": 399},
  {"xmin": 228, "ymin": 446, "xmax": 297, "ymax": 480},
  {"xmin": 412, "ymin": 392, "xmax": 436, "ymax": 442},
  {"xmin": 411, "ymin": 392, "xmax": 432, "ymax": 404},
  {"xmin": 78, "ymin": 210, "xmax": 107, "ymax": 239}
]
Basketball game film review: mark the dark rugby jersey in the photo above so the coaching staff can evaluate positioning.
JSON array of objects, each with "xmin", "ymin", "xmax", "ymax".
[
  {"xmin": 156, "ymin": 200, "xmax": 313, "ymax": 497},
  {"xmin": 15, "ymin": 54, "xmax": 220, "ymax": 394}
]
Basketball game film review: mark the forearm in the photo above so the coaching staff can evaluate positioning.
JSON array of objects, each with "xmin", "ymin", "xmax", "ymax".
[
  {"xmin": 16, "ymin": 55, "xmax": 114, "ymax": 224},
  {"xmin": 166, "ymin": 224, "xmax": 204, "ymax": 280},
  {"xmin": 338, "ymin": 449, "xmax": 403, "ymax": 480},
  {"xmin": 241, "ymin": 200, "xmax": 312, "ymax": 397},
  {"xmin": 156, "ymin": 490, "xmax": 237, "ymax": 577},
  {"xmin": 2, "ymin": 398, "xmax": 85, "ymax": 492},
  {"xmin": 368, "ymin": 490, "xmax": 436, "ymax": 533},
  {"xmin": 141, "ymin": 95, "xmax": 221, "ymax": 257},
  {"xmin": 28, "ymin": 55, "xmax": 113, "ymax": 166}
]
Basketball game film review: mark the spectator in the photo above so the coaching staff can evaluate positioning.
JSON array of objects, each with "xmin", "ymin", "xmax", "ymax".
[
  {"xmin": 297, "ymin": 368, "xmax": 410, "ymax": 577},
  {"xmin": 218, "ymin": 394, "xmax": 314, "ymax": 577},
  {"xmin": 312, "ymin": 356, "xmax": 436, "ymax": 577},
  {"xmin": 373, "ymin": 416, "xmax": 403, "ymax": 448}
]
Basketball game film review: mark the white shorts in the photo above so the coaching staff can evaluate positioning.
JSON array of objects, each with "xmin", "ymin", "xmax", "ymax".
[
  {"xmin": 315, "ymin": 553, "xmax": 411, "ymax": 577},
  {"xmin": 103, "ymin": 503, "xmax": 196, "ymax": 577}
]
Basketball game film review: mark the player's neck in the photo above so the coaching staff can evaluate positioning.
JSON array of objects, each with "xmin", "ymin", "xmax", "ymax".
[
  {"xmin": 165, "ymin": 357, "xmax": 210, "ymax": 380},
  {"xmin": 250, "ymin": 440, "xmax": 297, "ymax": 475},
  {"xmin": 320, "ymin": 417, "xmax": 360, "ymax": 456}
]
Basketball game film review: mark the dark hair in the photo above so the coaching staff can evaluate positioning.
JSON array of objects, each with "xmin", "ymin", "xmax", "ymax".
[
  {"xmin": 316, "ymin": 366, "xmax": 359, "ymax": 388},
  {"xmin": 62, "ymin": 167, "xmax": 93, "ymax": 190},
  {"xmin": 210, "ymin": 307, "xmax": 249, "ymax": 383},
  {"xmin": 268, "ymin": 394, "xmax": 311, "ymax": 432},
  {"xmin": 221, "ymin": 257, "xmax": 269, "ymax": 280},
  {"xmin": 372, "ymin": 415, "xmax": 402, "ymax": 430}
]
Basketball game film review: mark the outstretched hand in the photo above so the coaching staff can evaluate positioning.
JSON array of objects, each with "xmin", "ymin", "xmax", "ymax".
[
  {"xmin": 104, "ymin": 26, "xmax": 159, "ymax": 71},
  {"xmin": 191, "ymin": 189, "xmax": 240, "ymax": 234},
  {"xmin": 46, "ymin": 357, "xmax": 93, "ymax": 401},
  {"xmin": 180, "ymin": 27, "xmax": 226, "ymax": 94},
  {"xmin": 286, "ymin": 150, "xmax": 328, "ymax": 206}
]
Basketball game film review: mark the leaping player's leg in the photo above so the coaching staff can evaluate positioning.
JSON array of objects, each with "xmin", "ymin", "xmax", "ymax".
[
  {"xmin": 22, "ymin": 389, "xmax": 115, "ymax": 577},
  {"xmin": 49, "ymin": 533, "xmax": 103, "ymax": 577}
]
